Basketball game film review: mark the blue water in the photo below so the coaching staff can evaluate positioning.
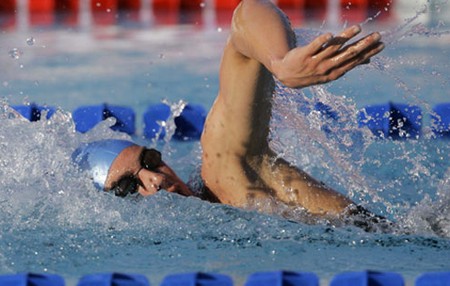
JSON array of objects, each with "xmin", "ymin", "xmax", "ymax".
[{"xmin": 1, "ymin": 2, "xmax": 450, "ymax": 285}]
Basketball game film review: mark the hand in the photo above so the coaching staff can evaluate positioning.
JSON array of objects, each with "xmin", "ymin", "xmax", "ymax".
[{"xmin": 271, "ymin": 25, "xmax": 384, "ymax": 88}]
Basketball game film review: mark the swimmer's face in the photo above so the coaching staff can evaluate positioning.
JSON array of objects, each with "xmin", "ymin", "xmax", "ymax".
[{"xmin": 104, "ymin": 145, "xmax": 191, "ymax": 197}]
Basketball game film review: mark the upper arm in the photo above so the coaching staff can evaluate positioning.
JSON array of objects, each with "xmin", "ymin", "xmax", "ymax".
[{"xmin": 229, "ymin": 0, "xmax": 296, "ymax": 73}]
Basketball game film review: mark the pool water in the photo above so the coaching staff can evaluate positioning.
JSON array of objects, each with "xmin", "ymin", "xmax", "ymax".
[{"xmin": 1, "ymin": 2, "xmax": 450, "ymax": 285}]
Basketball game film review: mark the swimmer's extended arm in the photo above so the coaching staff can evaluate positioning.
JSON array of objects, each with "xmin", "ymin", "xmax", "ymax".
[
  {"xmin": 201, "ymin": 0, "xmax": 383, "ymax": 217},
  {"xmin": 231, "ymin": 0, "xmax": 384, "ymax": 88}
]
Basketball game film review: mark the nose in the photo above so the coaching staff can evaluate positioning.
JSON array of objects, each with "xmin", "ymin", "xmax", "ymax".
[{"xmin": 136, "ymin": 169, "xmax": 165, "ymax": 196}]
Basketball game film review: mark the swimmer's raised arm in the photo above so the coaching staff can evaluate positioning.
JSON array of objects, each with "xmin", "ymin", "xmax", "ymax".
[
  {"xmin": 201, "ymin": 0, "xmax": 385, "ymax": 218},
  {"xmin": 231, "ymin": 0, "xmax": 384, "ymax": 88}
]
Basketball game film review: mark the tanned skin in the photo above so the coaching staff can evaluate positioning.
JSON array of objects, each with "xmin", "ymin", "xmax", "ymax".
[{"xmin": 200, "ymin": 0, "xmax": 384, "ymax": 217}]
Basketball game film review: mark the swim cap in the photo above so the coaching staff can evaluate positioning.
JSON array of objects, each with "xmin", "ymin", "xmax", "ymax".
[{"xmin": 72, "ymin": 139, "xmax": 136, "ymax": 190}]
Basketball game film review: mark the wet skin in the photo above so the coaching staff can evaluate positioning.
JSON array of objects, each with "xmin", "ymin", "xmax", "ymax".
[{"xmin": 104, "ymin": 145, "xmax": 193, "ymax": 197}]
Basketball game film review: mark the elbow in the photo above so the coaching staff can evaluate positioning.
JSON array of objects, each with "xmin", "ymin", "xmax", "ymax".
[{"xmin": 232, "ymin": 0, "xmax": 272, "ymax": 28}]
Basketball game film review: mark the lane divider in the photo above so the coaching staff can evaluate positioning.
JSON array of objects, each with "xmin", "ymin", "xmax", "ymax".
[
  {"xmin": 78, "ymin": 273, "xmax": 149, "ymax": 286},
  {"xmin": 0, "ymin": 273, "xmax": 64, "ymax": 286},
  {"xmin": 10, "ymin": 102, "xmax": 450, "ymax": 140},
  {"xmin": 0, "ymin": 270, "xmax": 449, "ymax": 286},
  {"xmin": 143, "ymin": 103, "xmax": 206, "ymax": 141},
  {"xmin": 431, "ymin": 103, "xmax": 450, "ymax": 137},
  {"xmin": 245, "ymin": 271, "xmax": 318, "ymax": 286},
  {"xmin": 11, "ymin": 103, "xmax": 56, "ymax": 121},
  {"xmin": 358, "ymin": 102, "xmax": 422, "ymax": 139},
  {"xmin": 330, "ymin": 271, "xmax": 403, "ymax": 286},
  {"xmin": 161, "ymin": 272, "xmax": 232, "ymax": 286},
  {"xmin": 72, "ymin": 103, "xmax": 136, "ymax": 135}
]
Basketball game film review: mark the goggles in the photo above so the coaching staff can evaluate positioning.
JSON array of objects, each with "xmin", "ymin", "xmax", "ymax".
[{"xmin": 111, "ymin": 148, "xmax": 163, "ymax": 197}]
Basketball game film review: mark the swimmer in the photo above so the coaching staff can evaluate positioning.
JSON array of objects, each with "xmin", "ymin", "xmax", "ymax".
[{"xmin": 73, "ymin": 0, "xmax": 386, "ymax": 227}]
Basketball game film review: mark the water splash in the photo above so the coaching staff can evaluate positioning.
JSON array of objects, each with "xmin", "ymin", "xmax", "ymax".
[
  {"xmin": 162, "ymin": 99, "xmax": 187, "ymax": 144},
  {"xmin": 271, "ymin": 81, "xmax": 386, "ymax": 210},
  {"xmin": 271, "ymin": 7, "xmax": 450, "ymax": 233},
  {"xmin": 26, "ymin": 37, "xmax": 35, "ymax": 46},
  {"xmin": 8, "ymin": 48, "xmax": 22, "ymax": 60},
  {"xmin": 380, "ymin": 2, "xmax": 450, "ymax": 45}
]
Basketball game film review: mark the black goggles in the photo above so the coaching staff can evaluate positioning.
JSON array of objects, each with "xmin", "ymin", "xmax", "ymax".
[{"xmin": 111, "ymin": 148, "xmax": 163, "ymax": 198}]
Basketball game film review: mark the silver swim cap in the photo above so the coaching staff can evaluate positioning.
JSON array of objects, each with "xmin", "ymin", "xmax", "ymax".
[{"xmin": 72, "ymin": 139, "xmax": 136, "ymax": 190}]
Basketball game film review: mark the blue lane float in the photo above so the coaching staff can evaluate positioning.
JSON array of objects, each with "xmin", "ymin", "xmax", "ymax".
[
  {"xmin": 314, "ymin": 102, "xmax": 339, "ymax": 121},
  {"xmin": 416, "ymin": 271, "xmax": 450, "ymax": 286},
  {"xmin": 72, "ymin": 103, "xmax": 136, "ymax": 135},
  {"xmin": 1, "ymin": 271, "xmax": 450, "ymax": 286},
  {"xmin": 161, "ymin": 272, "xmax": 233, "ymax": 286},
  {"xmin": 142, "ymin": 103, "xmax": 171, "ymax": 139},
  {"xmin": 358, "ymin": 102, "xmax": 422, "ymax": 139},
  {"xmin": 11, "ymin": 103, "xmax": 56, "ymax": 121},
  {"xmin": 11, "ymin": 101, "xmax": 450, "ymax": 141},
  {"xmin": 330, "ymin": 271, "xmax": 404, "ymax": 286},
  {"xmin": 143, "ymin": 103, "xmax": 207, "ymax": 141},
  {"xmin": 77, "ymin": 273, "xmax": 150, "ymax": 286},
  {"xmin": 245, "ymin": 271, "xmax": 319, "ymax": 286},
  {"xmin": 0, "ymin": 273, "xmax": 65, "ymax": 286},
  {"xmin": 431, "ymin": 103, "xmax": 450, "ymax": 137}
]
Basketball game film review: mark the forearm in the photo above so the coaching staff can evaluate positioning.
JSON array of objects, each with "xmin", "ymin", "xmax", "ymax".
[
  {"xmin": 230, "ymin": 0, "xmax": 296, "ymax": 74},
  {"xmin": 259, "ymin": 154, "xmax": 355, "ymax": 216},
  {"xmin": 231, "ymin": 0, "xmax": 384, "ymax": 89}
]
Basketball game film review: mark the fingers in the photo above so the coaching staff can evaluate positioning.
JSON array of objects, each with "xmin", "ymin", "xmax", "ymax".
[
  {"xmin": 282, "ymin": 27, "xmax": 383, "ymax": 88},
  {"xmin": 327, "ymin": 41, "xmax": 385, "ymax": 81},
  {"xmin": 329, "ymin": 32, "xmax": 383, "ymax": 67},
  {"xmin": 315, "ymin": 25, "xmax": 362, "ymax": 59},
  {"xmin": 302, "ymin": 40, "xmax": 384, "ymax": 85},
  {"xmin": 307, "ymin": 32, "xmax": 334, "ymax": 55}
]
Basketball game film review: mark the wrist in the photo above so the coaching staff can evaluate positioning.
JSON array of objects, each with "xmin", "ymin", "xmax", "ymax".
[{"xmin": 271, "ymin": 58, "xmax": 298, "ymax": 88}]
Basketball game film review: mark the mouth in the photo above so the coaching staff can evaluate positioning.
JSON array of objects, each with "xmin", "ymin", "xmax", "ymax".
[
  {"xmin": 155, "ymin": 167, "xmax": 188, "ymax": 196},
  {"xmin": 160, "ymin": 177, "xmax": 177, "ymax": 193},
  {"xmin": 163, "ymin": 182, "xmax": 179, "ymax": 194}
]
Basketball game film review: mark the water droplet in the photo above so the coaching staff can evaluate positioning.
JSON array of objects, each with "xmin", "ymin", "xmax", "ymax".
[
  {"xmin": 106, "ymin": 8, "xmax": 111, "ymax": 13},
  {"xmin": 217, "ymin": 27, "xmax": 223, "ymax": 32},
  {"xmin": 200, "ymin": 2, "xmax": 205, "ymax": 8},
  {"xmin": 96, "ymin": 2, "xmax": 101, "ymax": 7},
  {"xmin": 431, "ymin": 70, "xmax": 440, "ymax": 76},
  {"xmin": 26, "ymin": 37, "xmax": 35, "ymax": 46},
  {"xmin": 19, "ymin": 64, "xmax": 24, "ymax": 69},
  {"xmin": 8, "ymin": 48, "xmax": 22, "ymax": 59}
]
